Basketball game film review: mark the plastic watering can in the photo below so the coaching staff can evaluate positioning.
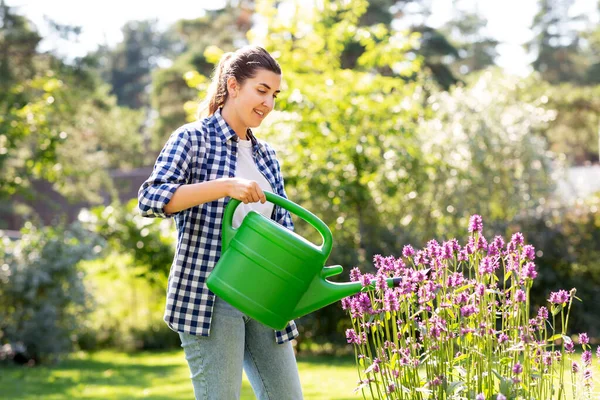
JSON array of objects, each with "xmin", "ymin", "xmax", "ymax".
[{"xmin": 206, "ymin": 191, "xmax": 400, "ymax": 330}]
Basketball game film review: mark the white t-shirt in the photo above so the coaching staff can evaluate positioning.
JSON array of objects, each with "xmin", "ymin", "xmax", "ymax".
[{"xmin": 232, "ymin": 139, "xmax": 275, "ymax": 229}]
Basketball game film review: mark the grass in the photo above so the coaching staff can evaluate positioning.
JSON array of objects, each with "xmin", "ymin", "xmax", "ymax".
[
  {"xmin": 1, "ymin": 350, "xmax": 599, "ymax": 399},
  {"xmin": 0, "ymin": 350, "xmax": 359, "ymax": 400}
]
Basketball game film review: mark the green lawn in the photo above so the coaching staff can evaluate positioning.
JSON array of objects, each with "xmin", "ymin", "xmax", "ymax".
[
  {"xmin": 0, "ymin": 350, "xmax": 360, "ymax": 400},
  {"xmin": 1, "ymin": 350, "xmax": 599, "ymax": 399}
]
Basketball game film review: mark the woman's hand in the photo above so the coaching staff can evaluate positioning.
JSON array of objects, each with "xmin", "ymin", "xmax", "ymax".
[{"xmin": 227, "ymin": 178, "xmax": 267, "ymax": 204}]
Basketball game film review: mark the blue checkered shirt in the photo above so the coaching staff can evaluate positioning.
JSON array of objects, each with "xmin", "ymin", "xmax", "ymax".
[{"xmin": 138, "ymin": 109, "xmax": 298, "ymax": 344}]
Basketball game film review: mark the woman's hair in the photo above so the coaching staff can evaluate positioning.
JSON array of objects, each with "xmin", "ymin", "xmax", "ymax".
[{"xmin": 198, "ymin": 46, "xmax": 281, "ymax": 118}]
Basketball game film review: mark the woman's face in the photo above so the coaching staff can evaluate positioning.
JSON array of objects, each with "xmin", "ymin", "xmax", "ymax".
[{"xmin": 228, "ymin": 69, "xmax": 281, "ymax": 129}]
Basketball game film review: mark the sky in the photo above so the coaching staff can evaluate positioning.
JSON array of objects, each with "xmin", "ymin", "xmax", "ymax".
[{"xmin": 4, "ymin": 0, "xmax": 599, "ymax": 76}]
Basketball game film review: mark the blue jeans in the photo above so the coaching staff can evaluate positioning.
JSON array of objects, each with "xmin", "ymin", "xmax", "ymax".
[{"xmin": 178, "ymin": 297, "xmax": 304, "ymax": 399}]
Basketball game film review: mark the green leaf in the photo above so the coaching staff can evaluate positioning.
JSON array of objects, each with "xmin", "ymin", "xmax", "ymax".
[{"xmin": 446, "ymin": 381, "xmax": 465, "ymax": 395}]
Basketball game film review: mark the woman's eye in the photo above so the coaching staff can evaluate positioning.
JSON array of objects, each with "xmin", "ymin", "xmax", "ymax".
[{"xmin": 258, "ymin": 89, "xmax": 266, "ymax": 94}]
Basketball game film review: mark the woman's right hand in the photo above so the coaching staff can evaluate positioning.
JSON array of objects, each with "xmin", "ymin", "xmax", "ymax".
[{"xmin": 226, "ymin": 178, "xmax": 267, "ymax": 204}]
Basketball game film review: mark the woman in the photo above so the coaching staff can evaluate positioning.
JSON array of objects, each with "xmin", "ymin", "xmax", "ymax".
[{"xmin": 138, "ymin": 46, "xmax": 303, "ymax": 400}]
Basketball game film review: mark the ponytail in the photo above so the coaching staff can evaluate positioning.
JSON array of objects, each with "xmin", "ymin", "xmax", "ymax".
[{"xmin": 197, "ymin": 52, "xmax": 234, "ymax": 118}]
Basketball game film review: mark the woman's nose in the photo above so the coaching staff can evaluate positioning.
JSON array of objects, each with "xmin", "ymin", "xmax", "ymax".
[{"xmin": 263, "ymin": 97, "xmax": 274, "ymax": 110}]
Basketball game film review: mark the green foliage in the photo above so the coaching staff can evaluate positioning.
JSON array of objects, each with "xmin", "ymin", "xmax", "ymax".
[
  {"xmin": 79, "ymin": 199, "xmax": 175, "ymax": 283},
  {"xmin": 518, "ymin": 195, "xmax": 600, "ymax": 337},
  {"xmin": 0, "ymin": 3, "xmax": 150, "ymax": 217},
  {"xmin": 541, "ymin": 83, "xmax": 600, "ymax": 164},
  {"xmin": 0, "ymin": 223, "xmax": 102, "ymax": 363},
  {"xmin": 414, "ymin": 70, "xmax": 556, "ymax": 238},
  {"xmin": 77, "ymin": 253, "xmax": 180, "ymax": 351}
]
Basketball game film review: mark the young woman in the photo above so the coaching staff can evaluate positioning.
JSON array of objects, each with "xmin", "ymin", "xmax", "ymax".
[{"xmin": 138, "ymin": 46, "xmax": 303, "ymax": 399}]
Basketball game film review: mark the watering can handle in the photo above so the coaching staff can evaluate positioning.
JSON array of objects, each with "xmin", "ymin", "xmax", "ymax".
[{"xmin": 222, "ymin": 191, "xmax": 333, "ymax": 257}]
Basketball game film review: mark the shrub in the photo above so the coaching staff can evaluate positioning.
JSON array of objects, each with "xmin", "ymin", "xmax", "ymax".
[{"xmin": 0, "ymin": 223, "xmax": 102, "ymax": 364}]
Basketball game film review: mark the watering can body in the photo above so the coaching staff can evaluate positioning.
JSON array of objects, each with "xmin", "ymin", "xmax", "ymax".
[{"xmin": 207, "ymin": 191, "xmax": 397, "ymax": 330}]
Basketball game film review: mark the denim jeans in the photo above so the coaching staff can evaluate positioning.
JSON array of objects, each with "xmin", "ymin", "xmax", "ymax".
[{"xmin": 178, "ymin": 297, "xmax": 304, "ymax": 400}]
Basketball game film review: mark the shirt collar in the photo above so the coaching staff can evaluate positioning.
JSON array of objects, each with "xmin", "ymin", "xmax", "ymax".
[{"xmin": 213, "ymin": 108, "xmax": 263, "ymax": 153}]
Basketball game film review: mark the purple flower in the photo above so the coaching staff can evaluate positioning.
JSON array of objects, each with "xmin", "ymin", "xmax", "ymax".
[
  {"xmin": 355, "ymin": 292, "xmax": 373, "ymax": 315},
  {"xmin": 402, "ymin": 245, "xmax": 415, "ymax": 258},
  {"xmin": 497, "ymin": 394, "xmax": 506, "ymax": 400},
  {"xmin": 460, "ymin": 304, "xmax": 478, "ymax": 318},
  {"xmin": 350, "ymin": 267, "xmax": 362, "ymax": 282},
  {"xmin": 441, "ymin": 240, "xmax": 455, "ymax": 259},
  {"xmin": 341, "ymin": 297, "xmax": 351, "ymax": 310},
  {"xmin": 345, "ymin": 328, "xmax": 359, "ymax": 344},
  {"xmin": 512, "ymin": 362, "xmax": 523, "ymax": 374},
  {"xmin": 537, "ymin": 306, "xmax": 548, "ymax": 320},
  {"xmin": 498, "ymin": 333, "xmax": 509, "ymax": 344},
  {"xmin": 548, "ymin": 290, "xmax": 570, "ymax": 304},
  {"xmin": 522, "ymin": 262, "xmax": 537, "ymax": 280},
  {"xmin": 360, "ymin": 273, "xmax": 374, "ymax": 288},
  {"xmin": 475, "ymin": 283, "xmax": 485, "ymax": 297},
  {"xmin": 477, "ymin": 235, "xmax": 488, "ymax": 251},
  {"xmin": 488, "ymin": 235, "xmax": 505, "ymax": 256},
  {"xmin": 475, "ymin": 394, "xmax": 485, "ymax": 400},
  {"xmin": 458, "ymin": 248, "xmax": 468, "ymax": 261},
  {"xmin": 383, "ymin": 289, "xmax": 400, "ymax": 312},
  {"xmin": 468, "ymin": 215, "xmax": 483, "ymax": 233},
  {"xmin": 582, "ymin": 350, "xmax": 592, "ymax": 366},
  {"xmin": 414, "ymin": 250, "xmax": 429, "ymax": 266},
  {"xmin": 426, "ymin": 239, "xmax": 441, "ymax": 258},
  {"xmin": 386, "ymin": 383, "xmax": 396, "ymax": 394},
  {"xmin": 565, "ymin": 340, "xmax": 575, "ymax": 353},
  {"xmin": 597, "ymin": 346, "xmax": 600, "ymax": 358},
  {"xmin": 514, "ymin": 289, "xmax": 526, "ymax": 303},
  {"xmin": 466, "ymin": 237, "xmax": 476, "ymax": 254},
  {"xmin": 447, "ymin": 272, "xmax": 465, "ymax": 288},
  {"xmin": 572, "ymin": 361, "xmax": 580, "ymax": 373},
  {"xmin": 579, "ymin": 332, "xmax": 589, "ymax": 345},
  {"xmin": 543, "ymin": 352, "xmax": 553, "ymax": 366},
  {"xmin": 428, "ymin": 315, "xmax": 447, "ymax": 339},
  {"xmin": 479, "ymin": 256, "xmax": 498, "ymax": 275},
  {"xmin": 583, "ymin": 369, "xmax": 592, "ymax": 385},
  {"xmin": 510, "ymin": 232, "xmax": 524, "ymax": 246},
  {"xmin": 375, "ymin": 273, "xmax": 387, "ymax": 292},
  {"xmin": 522, "ymin": 244, "xmax": 536, "ymax": 260}
]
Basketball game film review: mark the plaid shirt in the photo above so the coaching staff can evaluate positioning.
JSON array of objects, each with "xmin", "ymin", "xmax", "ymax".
[{"xmin": 138, "ymin": 109, "xmax": 298, "ymax": 344}]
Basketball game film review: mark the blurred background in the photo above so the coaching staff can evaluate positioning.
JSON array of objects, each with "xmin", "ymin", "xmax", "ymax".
[{"xmin": 0, "ymin": 0, "xmax": 599, "ymax": 397}]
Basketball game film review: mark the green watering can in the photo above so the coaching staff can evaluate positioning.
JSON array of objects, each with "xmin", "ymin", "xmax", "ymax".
[{"xmin": 206, "ymin": 191, "xmax": 400, "ymax": 330}]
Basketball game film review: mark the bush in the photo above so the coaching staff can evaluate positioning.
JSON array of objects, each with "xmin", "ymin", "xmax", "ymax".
[
  {"xmin": 77, "ymin": 252, "xmax": 180, "ymax": 352},
  {"xmin": 0, "ymin": 223, "xmax": 102, "ymax": 364}
]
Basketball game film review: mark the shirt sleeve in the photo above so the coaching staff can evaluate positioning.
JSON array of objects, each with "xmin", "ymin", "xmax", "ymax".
[{"xmin": 138, "ymin": 128, "xmax": 193, "ymax": 218}]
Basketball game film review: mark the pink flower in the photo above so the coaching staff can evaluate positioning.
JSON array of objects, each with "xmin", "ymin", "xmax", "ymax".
[
  {"xmin": 468, "ymin": 215, "xmax": 483, "ymax": 233},
  {"xmin": 512, "ymin": 362, "xmax": 523, "ymax": 374},
  {"xmin": 402, "ymin": 245, "xmax": 415, "ymax": 258},
  {"xmin": 548, "ymin": 290, "xmax": 570, "ymax": 304}
]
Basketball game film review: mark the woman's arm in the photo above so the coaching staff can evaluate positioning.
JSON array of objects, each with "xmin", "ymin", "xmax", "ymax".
[{"xmin": 163, "ymin": 177, "xmax": 267, "ymax": 215}]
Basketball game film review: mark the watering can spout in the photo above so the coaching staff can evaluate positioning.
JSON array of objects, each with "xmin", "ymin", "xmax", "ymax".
[{"xmin": 291, "ymin": 266, "xmax": 402, "ymax": 320}]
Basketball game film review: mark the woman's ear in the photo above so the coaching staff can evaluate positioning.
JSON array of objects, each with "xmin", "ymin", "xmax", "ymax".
[{"xmin": 227, "ymin": 76, "xmax": 239, "ymax": 98}]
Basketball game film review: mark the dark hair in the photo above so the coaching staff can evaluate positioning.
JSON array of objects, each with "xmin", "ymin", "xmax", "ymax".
[{"xmin": 198, "ymin": 46, "xmax": 281, "ymax": 118}]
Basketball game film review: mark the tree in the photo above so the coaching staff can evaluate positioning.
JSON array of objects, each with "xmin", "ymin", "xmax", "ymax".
[
  {"xmin": 441, "ymin": 4, "xmax": 499, "ymax": 76},
  {"xmin": 527, "ymin": 0, "xmax": 588, "ymax": 84},
  {"xmin": 0, "ymin": 3, "xmax": 149, "ymax": 226},
  {"xmin": 90, "ymin": 20, "xmax": 177, "ymax": 110}
]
